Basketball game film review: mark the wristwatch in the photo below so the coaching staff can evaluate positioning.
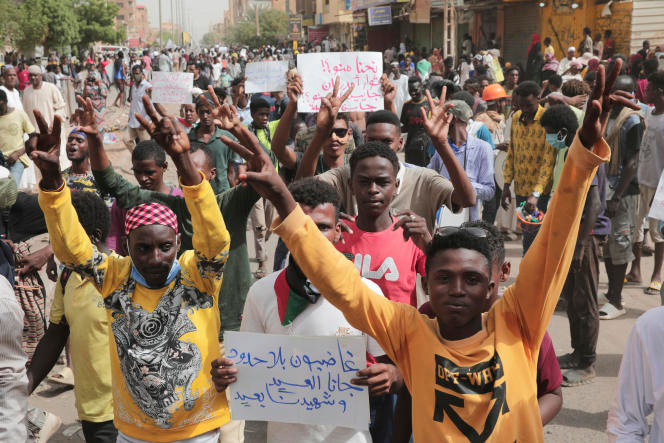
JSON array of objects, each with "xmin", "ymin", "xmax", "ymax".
[{"xmin": 532, "ymin": 191, "xmax": 541, "ymax": 198}]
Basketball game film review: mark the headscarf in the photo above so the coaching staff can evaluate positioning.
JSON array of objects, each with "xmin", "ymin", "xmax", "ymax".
[
  {"xmin": 587, "ymin": 58, "xmax": 600, "ymax": 72},
  {"xmin": 528, "ymin": 34, "xmax": 541, "ymax": 56},
  {"xmin": 124, "ymin": 202, "xmax": 178, "ymax": 236}
]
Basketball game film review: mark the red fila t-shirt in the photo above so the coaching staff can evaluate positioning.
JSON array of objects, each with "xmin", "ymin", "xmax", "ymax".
[{"xmin": 335, "ymin": 217, "xmax": 427, "ymax": 306}]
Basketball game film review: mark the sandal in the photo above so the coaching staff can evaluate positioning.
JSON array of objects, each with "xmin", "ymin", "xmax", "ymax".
[
  {"xmin": 599, "ymin": 302, "xmax": 627, "ymax": 320},
  {"xmin": 47, "ymin": 366, "xmax": 75, "ymax": 387},
  {"xmin": 561, "ymin": 367, "xmax": 596, "ymax": 387},
  {"xmin": 624, "ymin": 276, "xmax": 642, "ymax": 286},
  {"xmin": 557, "ymin": 352, "xmax": 580, "ymax": 370},
  {"xmin": 645, "ymin": 281, "xmax": 662, "ymax": 295}
]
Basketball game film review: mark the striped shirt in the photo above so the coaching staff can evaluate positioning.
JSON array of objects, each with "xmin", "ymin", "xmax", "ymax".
[{"xmin": 0, "ymin": 274, "xmax": 28, "ymax": 442}]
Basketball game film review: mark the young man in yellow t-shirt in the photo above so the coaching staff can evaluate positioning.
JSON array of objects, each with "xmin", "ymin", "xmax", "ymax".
[
  {"xmin": 0, "ymin": 89, "xmax": 35, "ymax": 185},
  {"xmin": 28, "ymin": 101, "xmax": 231, "ymax": 442},
  {"xmin": 28, "ymin": 191, "xmax": 116, "ymax": 442},
  {"xmin": 218, "ymin": 64, "xmax": 635, "ymax": 441}
]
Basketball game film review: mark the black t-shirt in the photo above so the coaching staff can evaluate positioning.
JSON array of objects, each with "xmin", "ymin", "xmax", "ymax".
[
  {"xmin": 194, "ymin": 75, "xmax": 211, "ymax": 91},
  {"xmin": 400, "ymin": 98, "xmax": 430, "ymax": 139}
]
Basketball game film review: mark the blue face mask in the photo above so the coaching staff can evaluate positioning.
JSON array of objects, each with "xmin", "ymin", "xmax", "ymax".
[{"xmin": 546, "ymin": 131, "xmax": 568, "ymax": 150}]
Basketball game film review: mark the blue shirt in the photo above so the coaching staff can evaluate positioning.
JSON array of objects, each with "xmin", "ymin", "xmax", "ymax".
[{"xmin": 427, "ymin": 135, "xmax": 495, "ymax": 221}]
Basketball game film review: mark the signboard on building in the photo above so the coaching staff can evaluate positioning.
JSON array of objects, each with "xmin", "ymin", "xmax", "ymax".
[
  {"xmin": 352, "ymin": 0, "xmax": 406, "ymax": 11},
  {"xmin": 307, "ymin": 25, "xmax": 329, "ymax": 44},
  {"xmin": 289, "ymin": 15, "xmax": 303, "ymax": 40},
  {"xmin": 368, "ymin": 6, "xmax": 392, "ymax": 25}
]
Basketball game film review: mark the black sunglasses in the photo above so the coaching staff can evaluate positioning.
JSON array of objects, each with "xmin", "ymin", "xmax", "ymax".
[
  {"xmin": 435, "ymin": 226, "xmax": 488, "ymax": 239},
  {"xmin": 330, "ymin": 128, "xmax": 349, "ymax": 138}
]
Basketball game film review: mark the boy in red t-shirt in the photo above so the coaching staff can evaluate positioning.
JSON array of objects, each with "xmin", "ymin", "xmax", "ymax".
[{"xmin": 335, "ymin": 142, "xmax": 430, "ymax": 307}]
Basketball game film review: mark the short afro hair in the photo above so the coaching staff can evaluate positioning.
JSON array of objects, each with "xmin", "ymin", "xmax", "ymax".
[
  {"xmin": 514, "ymin": 80, "xmax": 541, "ymax": 98},
  {"xmin": 349, "ymin": 141, "xmax": 400, "ymax": 178},
  {"xmin": 132, "ymin": 140, "xmax": 166, "ymax": 165},
  {"xmin": 460, "ymin": 220, "xmax": 505, "ymax": 265},
  {"xmin": 561, "ymin": 79, "xmax": 591, "ymax": 97},
  {"xmin": 548, "ymin": 74, "xmax": 563, "ymax": 89},
  {"xmin": 289, "ymin": 177, "xmax": 340, "ymax": 219},
  {"xmin": 250, "ymin": 97, "xmax": 271, "ymax": 114},
  {"xmin": 190, "ymin": 141, "xmax": 215, "ymax": 169},
  {"xmin": 408, "ymin": 77, "xmax": 422, "ymax": 87},
  {"xmin": 425, "ymin": 230, "xmax": 492, "ymax": 277},
  {"xmin": 451, "ymin": 90, "xmax": 475, "ymax": 110},
  {"xmin": 70, "ymin": 191, "xmax": 111, "ymax": 242},
  {"xmin": 648, "ymin": 71, "xmax": 664, "ymax": 92},
  {"xmin": 431, "ymin": 80, "xmax": 460, "ymax": 101},
  {"xmin": 540, "ymin": 104, "xmax": 578, "ymax": 146},
  {"xmin": 366, "ymin": 110, "xmax": 401, "ymax": 129}
]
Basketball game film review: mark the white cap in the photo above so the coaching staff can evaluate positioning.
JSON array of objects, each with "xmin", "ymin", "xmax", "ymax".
[{"xmin": 568, "ymin": 46, "xmax": 576, "ymax": 52}]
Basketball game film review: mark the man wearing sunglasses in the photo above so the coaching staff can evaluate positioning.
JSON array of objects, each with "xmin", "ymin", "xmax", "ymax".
[{"xmin": 222, "ymin": 61, "xmax": 634, "ymax": 441}]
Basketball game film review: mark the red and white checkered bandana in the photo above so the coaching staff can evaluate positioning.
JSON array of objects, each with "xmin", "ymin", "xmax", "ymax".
[{"xmin": 124, "ymin": 202, "xmax": 178, "ymax": 236}]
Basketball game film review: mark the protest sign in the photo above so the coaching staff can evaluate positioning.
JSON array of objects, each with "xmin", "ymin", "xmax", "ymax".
[
  {"xmin": 245, "ymin": 61, "xmax": 289, "ymax": 94},
  {"xmin": 297, "ymin": 52, "xmax": 383, "ymax": 113},
  {"xmin": 225, "ymin": 331, "xmax": 369, "ymax": 429},
  {"xmin": 151, "ymin": 72, "xmax": 193, "ymax": 104},
  {"xmin": 648, "ymin": 171, "xmax": 664, "ymax": 221}
]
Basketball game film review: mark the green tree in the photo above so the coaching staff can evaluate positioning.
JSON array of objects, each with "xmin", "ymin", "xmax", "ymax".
[
  {"xmin": 75, "ymin": 0, "xmax": 124, "ymax": 48},
  {"xmin": 224, "ymin": 8, "xmax": 288, "ymax": 47},
  {"xmin": 42, "ymin": 0, "xmax": 79, "ymax": 51},
  {"xmin": 0, "ymin": 0, "xmax": 22, "ymax": 46},
  {"xmin": 14, "ymin": 0, "xmax": 49, "ymax": 52},
  {"xmin": 202, "ymin": 31, "xmax": 223, "ymax": 46}
]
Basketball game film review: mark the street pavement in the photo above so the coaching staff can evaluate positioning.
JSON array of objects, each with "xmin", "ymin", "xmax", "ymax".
[{"xmin": 31, "ymin": 93, "xmax": 661, "ymax": 442}]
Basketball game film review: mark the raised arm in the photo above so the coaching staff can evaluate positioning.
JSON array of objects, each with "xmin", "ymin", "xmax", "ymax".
[
  {"xmin": 30, "ymin": 111, "xmax": 110, "ymax": 289},
  {"xmin": 295, "ymin": 76, "xmax": 354, "ymax": 180},
  {"xmin": 502, "ymin": 60, "xmax": 639, "ymax": 353},
  {"xmin": 422, "ymin": 89, "xmax": 476, "ymax": 208},
  {"xmin": 268, "ymin": 74, "xmax": 300, "ymax": 169}
]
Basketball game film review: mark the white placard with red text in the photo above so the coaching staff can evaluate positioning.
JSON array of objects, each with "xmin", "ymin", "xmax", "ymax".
[
  {"xmin": 152, "ymin": 72, "xmax": 194, "ymax": 104},
  {"xmin": 297, "ymin": 52, "xmax": 383, "ymax": 113}
]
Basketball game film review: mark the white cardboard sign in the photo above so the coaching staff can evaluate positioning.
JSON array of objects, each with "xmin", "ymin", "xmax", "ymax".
[
  {"xmin": 151, "ymin": 72, "xmax": 194, "ymax": 104},
  {"xmin": 297, "ymin": 52, "xmax": 383, "ymax": 113},
  {"xmin": 225, "ymin": 331, "xmax": 369, "ymax": 430},
  {"xmin": 245, "ymin": 61, "xmax": 289, "ymax": 93}
]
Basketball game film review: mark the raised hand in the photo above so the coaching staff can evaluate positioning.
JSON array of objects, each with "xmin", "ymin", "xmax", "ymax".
[
  {"xmin": 73, "ymin": 96, "xmax": 98, "ymax": 137},
  {"xmin": 287, "ymin": 73, "xmax": 303, "ymax": 103},
  {"xmin": 136, "ymin": 95, "xmax": 190, "ymax": 156},
  {"xmin": 579, "ymin": 59, "xmax": 640, "ymax": 149},
  {"xmin": 317, "ymin": 76, "xmax": 355, "ymax": 131},
  {"xmin": 27, "ymin": 110, "xmax": 62, "ymax": 188},
  {"xmin": 220, "ymin": 131, "xmax": 296, "ymax": 219},
  {"xmin": 421, "ymin": 88, "xmax": 453, "ymax": 142},
  {"xmin": 381, "ymin": 74, "xmax": 396, "ymax": 106},
  {"xmin": 393, "ymin": 210, "xmax": 432, "ymax": 252}
]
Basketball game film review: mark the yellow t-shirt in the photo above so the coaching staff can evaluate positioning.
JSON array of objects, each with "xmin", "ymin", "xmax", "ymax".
[
  {"xmin": 0, "ymin": 109, "xmax": 34, "ymax": 166},
  {"xmin": 273, "ymin": 137, "xmax": 609, "ymax": 442},
  {"xmin": 504, "ymin": 106, "xmax": 557, "ymax": 196},
  {"xmin": 50, "ymin": 269, "xmax": 114, "ymax": 422},
  {"xmin": 39, "ymin": 176, "xmax": 231, "ymax": 442}
]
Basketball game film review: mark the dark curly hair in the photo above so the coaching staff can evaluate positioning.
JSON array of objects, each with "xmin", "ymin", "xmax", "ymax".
[
  {"xmin": 250, "ymin": 97, "xmax": 270, "ymax": 113},
  {"xmin": 366, "ymin": 110, "xmax": 401, "ymax": 129},
  {"xmin": 426, "ymin": 230, "xmax": 492, "ymax": 278},
  {"xmin": 649, "ymin": 71, "xmax": 664, "ymax": 93},
  {"xmin": 540, "ymin": 104, "xmax": 578, "ymax": 147},
  {"xmin": 349, "ymin": 141, "xmax": 400, "ymax": 178},
  {"xmin": 514, "ymin": 80, "xmax": 541, "ymax": 98},
  {"xmin": 132, "ymin": 140, "xmax": 166, "ymax": 165},
  {"xmin": 460, "ymin": 220, "xmax": 505, "ymax": 265},
  {"xmin": 451, "ymin": 90, "xmax": 475, "ymax": 109},
  {"xmin": 561, "ymin": 79, "xmax": 591, "ymax": 98},
  {"xmin": 289, "ymin": 178, "xmax": 340, "ymax": 220},
  {"xmin": 70, "ymin": 191, "xmax": 111, "ymax": 242}
]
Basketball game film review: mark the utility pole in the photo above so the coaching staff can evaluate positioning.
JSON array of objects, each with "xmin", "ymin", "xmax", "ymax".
[
  {"xmin": 443, "ymin": 0, "xmax": 456, "ymax": 61},
  {"xmin": 255, "ymin": 4, "xmax": 260, "ymax": 36},
  {"xmin": 159, "ymin": 0, "xmax": 163, "ymax": 46}
]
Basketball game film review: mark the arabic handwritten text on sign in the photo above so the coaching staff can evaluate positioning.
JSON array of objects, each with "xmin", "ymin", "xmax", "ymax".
[
  {"xmin": 297, "ymin": 52, "xmax": 383, "ymax": 113},
  {"xmin": 648, "ymin": 171, "xmax": 664, "ymax": 222},
  {"xmin": 152, "ymin": 72, "xmax": 194, "ymax": 104},
  {"xmin": 225, "ymin": 331, "xmax": 369, "ymax": 430},
  {"xmin": 245, "ymin": 61, "xmax": 289, "ymax": 94}
]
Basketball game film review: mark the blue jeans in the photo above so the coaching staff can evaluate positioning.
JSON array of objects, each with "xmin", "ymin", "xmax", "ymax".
[{"xmin": 9, "ymin": 161, "xmax": 24, "ymax": 186}]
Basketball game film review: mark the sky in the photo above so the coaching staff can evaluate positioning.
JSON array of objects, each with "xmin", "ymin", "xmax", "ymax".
[{"xmin": 138, "ymin": 0, "xmax": 229, "ymax": 42}]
